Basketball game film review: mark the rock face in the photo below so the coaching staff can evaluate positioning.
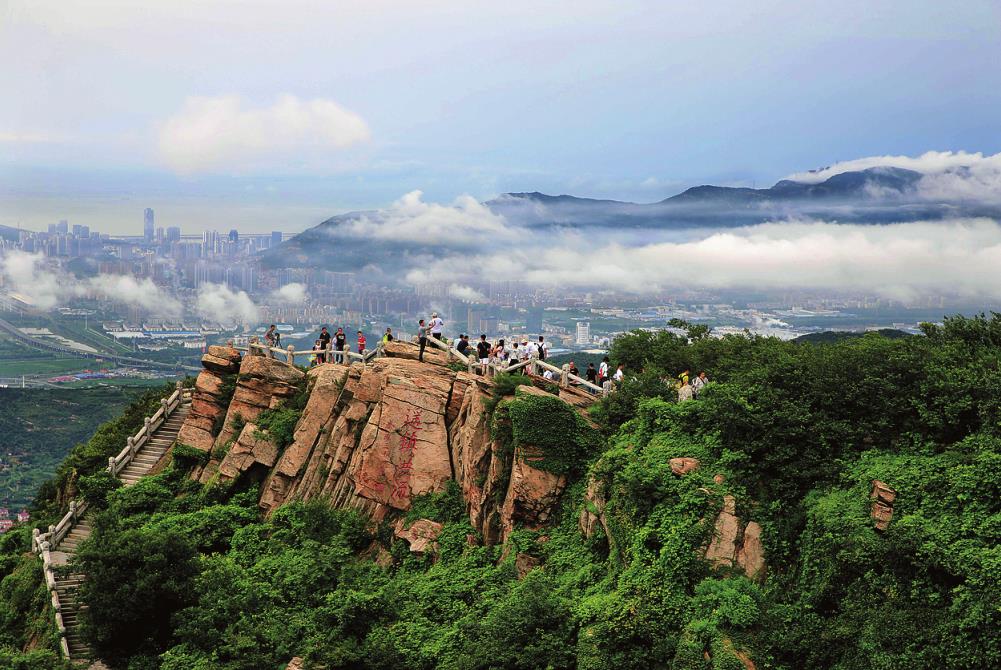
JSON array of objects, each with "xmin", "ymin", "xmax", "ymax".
[
  {"xmin": 394, "ymin": 518, "xmax": 444, "ymax": 554},
  {"xmin": 705, "ymin": 495, "xmax": 766, "ymax": 579},
  {"xmin": 871, "ymin": 479, "xmax": 897, "ymax": 531},
  {"xmin": 670, "ymin": 457, "xmax": 700, "ymax": 476},
  {"xmin": 177, "ymin": 349, "xmax": 598, "ymax": 547},
  {"xmin": 177, "ymin": 347, "xmax": 241, "ymax": 454}
]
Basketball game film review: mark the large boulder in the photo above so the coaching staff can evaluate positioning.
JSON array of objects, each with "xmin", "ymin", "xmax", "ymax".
[
  {"xmin": 670, "ymin": 457, "xmax": 701, "ymax": 476},
  {"xmin": 216, "ymin": 423, "xmax": 279, "ymax": 483},
  {"xmin": 705, "ymin": 494, "xmax": 767, "ymax": 580},
  {"xmin": 380, "ymin": 339, "xmax": 449, "ymax": 366},
  {"xmin": 499, "ymin": 446, "xmax": 566, "ymax": 540},
  {"xmin": 870, "ymin": 480, "xmax": 896, "ymax": 532},
  {"xmin": 394, "ymin": 518, "xmax": 444, "ymax": 554},
  {"xmin": 201, "ymin": 346, "xmax": 241, "ymax": 374}
]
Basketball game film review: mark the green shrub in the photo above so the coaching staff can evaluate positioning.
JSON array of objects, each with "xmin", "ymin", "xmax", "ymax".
[
  {"xmin": 172, "ymin": 442, "xmax": 210, "ymax": 467},
  {"xmin": 507, "ymin": 392, "xmax": 601, "ymax": 475},
  {"xmin": 76, "ymin": 470, "xmax": 122, "ymax": 508}
]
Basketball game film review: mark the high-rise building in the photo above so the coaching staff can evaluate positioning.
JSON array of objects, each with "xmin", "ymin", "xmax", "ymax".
[
  {"xmin": 143, "ymin": 208, "xmax": 155, "ymax": 243},
  {"xmin": 166, "ymin": 226, "xmax": 181, "ymax": 243},
  {"xmin": 143, "ymin": 209, "xmax": 154, "ymax": 243},
  {"xmin": 576, "ymin": 321, "xmax": 591, "ymax": 345},
  {"xmin": 271, "ymin": 231, "xmax": 283, "ymax": 248},
  {"xmin": 467, "ymin": 307, "xmax": 482, "ymax": 336},
  {"xmin": 56, "ymin": 220, "xmax": 68, "ymax": 234},
  {"xmin": 526, "ymin": 307, "xmax": 544, "ymax": 334}
]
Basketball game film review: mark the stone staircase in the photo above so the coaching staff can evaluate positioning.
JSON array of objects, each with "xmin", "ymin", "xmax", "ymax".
[{"xmin": 44, "ymin": 397, "xmax": 190, "ymax": 666}]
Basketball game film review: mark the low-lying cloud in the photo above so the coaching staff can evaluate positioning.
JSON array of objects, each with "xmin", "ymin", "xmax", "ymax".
[
  {"xmin": 195, "ymin": 283, "xmax": 259, "ymax": 325},
  {"xmin": 342, "ymin": 192, "xmax": 1001, "ymax": 301},
  {"xmin": 158, "ymin": 94, "xmax": 370, "ymax": 174},
  {"xmin": 268, "ymin": 282, "xmax": 307, "ymax": 304},
  {"xmin": 331, "ymin": 190, "xmax": 513, "ymax": 246},
  {"xmin": 785, "ymin": 150, "xmax": 1001, "ymax": 204},
  {"xmin": 0, "ymin": 251, "xmax": 182, "ymax": 313}
]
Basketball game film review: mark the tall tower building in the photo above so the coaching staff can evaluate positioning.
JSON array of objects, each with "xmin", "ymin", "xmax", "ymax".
[
  {"xmin": 576, "ymin": 321, "xmax": 591, "ymax": 345},
  {"xmin": 143, "ymin": 208, "xmax": 155, "ymax": 243}
]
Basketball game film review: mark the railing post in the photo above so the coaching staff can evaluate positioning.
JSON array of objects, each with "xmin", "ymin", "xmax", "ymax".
[
  {"xmin": 144, "ymin": 417, "xmax": 151, "ymax": 436},
  {"xmin": 602, "ymin": 380, "xmax": 612, "ymax": 397},
  {"xmin": 560, "ymin": 364, "xmax": 570, "ymax": 389},
  {"xmin": 287, "ymin": 345, "xmax": 295, "ymax": 365},
  {"xmin": 160, "ymin": 398, "xmax": 169, "ymax": 416},
  {"xmin": 128, "ymin": 436, "xmax": 136, "ymax": 457},
  {"xmin": 175, "ymin": 380, "xmax": 183, "ymax": 391},
  {"xmin": 32, "ymin": 528, "xmax": 40, "ymax": 551},
  {"xmin": 108, "ymin": 456, "xmax": 116, "ymax": 473}
]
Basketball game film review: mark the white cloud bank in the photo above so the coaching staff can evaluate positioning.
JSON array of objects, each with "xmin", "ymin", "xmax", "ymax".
[
  {"xmin": 333, "ymin": 190, "xmax": 514, "ymax": 246},
  {"xmin": 462, "ymin": 219, "xmax": 1001, "ymax": 300},
  {"xmin": 0, "ymin": 251, "xmax": 182, "ymax": 313},
  {"xmin": 785, "ymin": 150, "xmax": 1001, "ymax": 203},
  {"xmin": 195, "ymin": 284, "xmax": 259, "ymax": 324},
  {"xmin": 157, "ymin": 94, "xmax": 370, "ymax": 174},
  {"xmin": 352, "ymin": 191, "xmax": 1001, "ymax": 301},
  {"xmin": 269, "ymin": 282, "xmax": 307, "ymax": 304}
]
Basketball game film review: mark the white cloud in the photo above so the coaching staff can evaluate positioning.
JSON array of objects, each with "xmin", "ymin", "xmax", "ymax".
[
  {"xmin": 783, "ymin": 151, "xmax": 1001, "ymax": 203},
  {"xmin": 195, "ymin": 283, "xmax": 259, "ymax": 324},
  {"xmin": 157, "ymin": 94, "xmax": 370, "ymax": 174},
  {"xmin": 447, "ymin": 284, "xmax": 486, "ymax": 302},
  {"xmin": 0, "ymin": 251, "xmax": 180, "ymax": 313},
  {"xmin": 332, "ymin": 190, "xmax": 514, "ymax": 246},
  {"xmin": 84, "ymin": 274, "xmax": 181, "ymax": 315},
  {"xmin": 269, "ymin": 282, "xmax": 307, "ymax": 303},
  {"xmin": 507, "ymin": 219, "xmax": 1001, "ymax": 299}
]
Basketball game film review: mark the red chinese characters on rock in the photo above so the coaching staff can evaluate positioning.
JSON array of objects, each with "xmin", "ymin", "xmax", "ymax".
[{"xmin": 391, "ymin": 410, "xmax": 423, "ymax": 502}]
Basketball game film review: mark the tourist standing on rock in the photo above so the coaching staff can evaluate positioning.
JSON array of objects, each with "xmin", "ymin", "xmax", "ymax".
[
  {"xmin": 429, "ymin": 312, "xmax": 444, "ymax": 341},
  {"xmin": 510, "ymin": 342, "xmax": 520, "ymax": 370},
  {"xmin": 477, "ymin": 335, "xmax": 491, "ymax": 371},
  {"xmin": 568, "ymin": 360, "xmax": 579, "ymax": 380},
  {"xmin": 334, "ymin": 327, "xmax": 347, "ymax": 363},
  {"xmin": 264, "ymin": 324, "xmax": 277, "ymax": 357},
  {"xmin": 598, "ymin": 356, "xmax": 609, "ymax": 385},
  {"xmin": 357, "ymin": 330, "xmax": 366, "ymax": 354},
  {"xmin": 383, "ymin": 327, "xmax": 394, "ymax": 343},
  {"xmin": 492, "ymin": 339, "xmax": 506, "ymax": 365},
  {"xmin": 317, "ymin": 326, "xmax": 331, "ymax": 363},
  {"xmin": 538, "ymin": 335, "xmax": 548, "ymax": 361},
  {"xmin": 418, "ymin": 319, "xmax": 428, "ymax": 362},
  {"xmin": 310, "ymin": 340, "xmax": 323, "ymax": 367},
  {"xmin": 692, "ymin": 371, "xmax": 708, "ymax": 397},
  {"xmin": 613, "ymin": 364, "xmax": 625, "ymax": 384},
  {"xmin": 586, "ymin": 362, "xmax": 598, "ymax": 388}
]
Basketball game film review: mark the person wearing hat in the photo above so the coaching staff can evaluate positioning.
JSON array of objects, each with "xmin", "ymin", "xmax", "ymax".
[{"xmin": 429, "ymin": 312, "xmax": 445, "ymax": 340}]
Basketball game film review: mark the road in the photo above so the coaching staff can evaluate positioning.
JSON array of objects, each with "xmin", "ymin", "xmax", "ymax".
[{"xmin": 0, "ymin": 317, "xmax": 201, "ymax": 373}]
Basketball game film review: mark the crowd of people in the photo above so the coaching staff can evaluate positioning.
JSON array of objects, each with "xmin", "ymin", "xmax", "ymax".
[{"xmin": 266, "ymin": 317, "xmax": 692, "ymax": 398}]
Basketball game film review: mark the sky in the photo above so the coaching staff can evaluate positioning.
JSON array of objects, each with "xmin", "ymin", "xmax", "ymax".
[{"xmin": 2, "ymin": 0, "xmax": 1000, "ymax": 235}]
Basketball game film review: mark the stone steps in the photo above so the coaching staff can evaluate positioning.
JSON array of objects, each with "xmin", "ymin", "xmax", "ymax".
[{"xmin": 50, "ymin": 401, "xmax": 192, "ymax": 664}]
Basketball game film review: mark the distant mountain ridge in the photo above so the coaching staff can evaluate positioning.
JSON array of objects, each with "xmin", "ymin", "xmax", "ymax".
[{"xmin": 261, "ymin": 164, "xmax": 995, "ymax": 271}]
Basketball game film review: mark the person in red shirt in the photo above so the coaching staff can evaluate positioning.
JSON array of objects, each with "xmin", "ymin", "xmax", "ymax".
[{"xmin": 357, "ymin": 330, "xmax": 367, "ymax": 354}]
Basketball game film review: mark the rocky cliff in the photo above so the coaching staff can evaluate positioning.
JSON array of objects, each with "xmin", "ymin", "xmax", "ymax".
[{"xmin": 175, "ymin": 341, "xmax": 596, "ymax": 545}]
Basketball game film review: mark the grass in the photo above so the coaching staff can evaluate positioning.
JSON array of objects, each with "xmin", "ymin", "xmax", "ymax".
[{"xmin": 0, "ymin": 357, "xmax": 113, "ymax": 377}]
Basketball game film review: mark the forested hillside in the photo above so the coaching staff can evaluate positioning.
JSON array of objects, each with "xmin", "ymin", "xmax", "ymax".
[
  {"xmin": 1, "ymin": 317, "xmax": 999, "ymax": 670},
  {"xmin": 0, "ymin": 388, "xmax": 145, "ymax": 510}
]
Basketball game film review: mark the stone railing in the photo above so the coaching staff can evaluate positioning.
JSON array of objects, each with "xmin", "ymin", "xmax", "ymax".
[
  {"xmin": 107, "ymin": 381, "xmax": 188, "ymax": 477},
  {"xmin": 238, "ymin": 334, "xmax": 611, "ymax": 395},
  {"xmin": 237, "ymin": 337, "xmax": 383, "ymax": 365},
  {"xmin": 31, "ymin": 381, "xmax": 189, "ymax": 661}
]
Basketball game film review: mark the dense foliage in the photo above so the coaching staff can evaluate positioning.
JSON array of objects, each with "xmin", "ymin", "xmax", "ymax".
[
  {"xmin": 3, "ymin": 315, "xmax": 1001, "ymax": 669},
  {"xmin": 0, "ymin": 387, "xmax": 143, "ymax": 510}
]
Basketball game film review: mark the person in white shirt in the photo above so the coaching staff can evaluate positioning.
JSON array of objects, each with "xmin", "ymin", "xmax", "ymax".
[
  {"xmin": 429, "ymin": 312, "xmax": 445, "ymax": 340},
  {"xmin": 692, "ymin": 371, "xmax": 708, "ymax": 397},
  {"xmin": 613, "ymin": 364, "xmax": 624, "ymax": 383},
  {"xmin": 598, "ymin": 356, "xmax": 610, "ymax": 384},
  {"xmin": 521, "ymin": 341, "xmax": 531, "ymax": 360},
  {"xmin": 543, "ymin": 369, "xmax": 555, "ymax": 381},
  {"xmin": 537, "ymin": 336, "xmax": 548, "ymax": 361}
]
